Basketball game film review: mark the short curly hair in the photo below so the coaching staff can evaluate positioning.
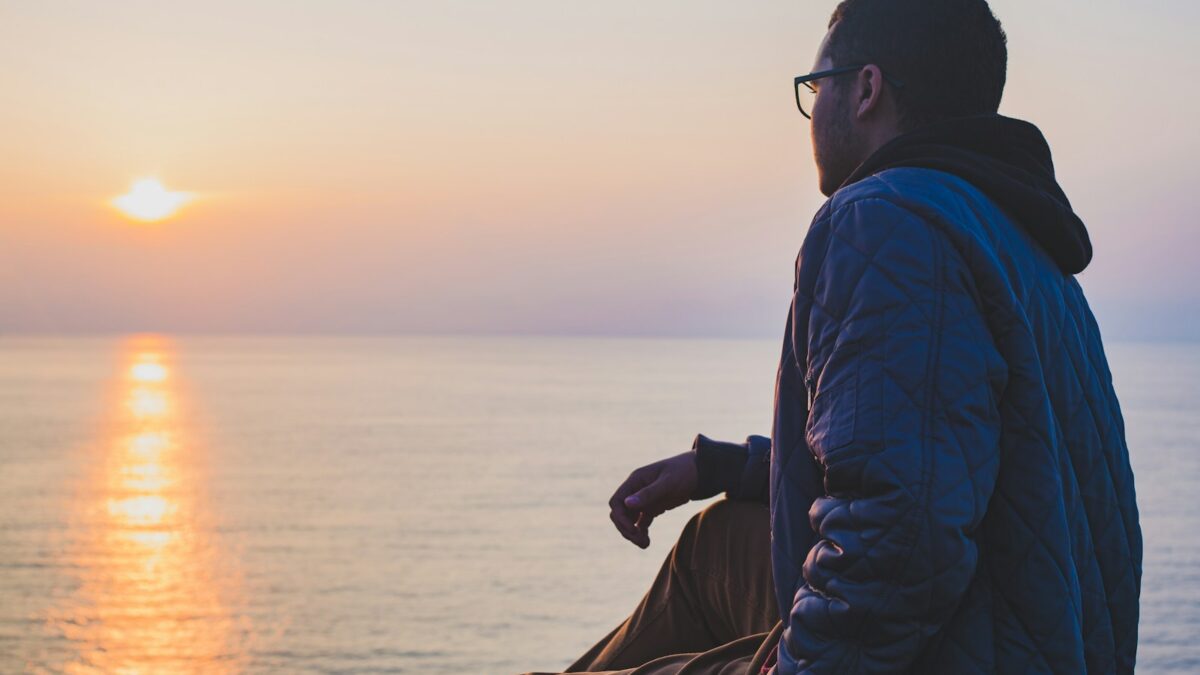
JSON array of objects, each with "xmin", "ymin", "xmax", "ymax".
[{"xmin": 826, "ymin": 0, "xmax": 1008, "ymax": 130}]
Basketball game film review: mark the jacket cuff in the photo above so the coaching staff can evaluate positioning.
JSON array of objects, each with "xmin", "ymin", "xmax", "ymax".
[{"xmin": 691, "ymin": 433, "xmax": 750, "ymax": 500}]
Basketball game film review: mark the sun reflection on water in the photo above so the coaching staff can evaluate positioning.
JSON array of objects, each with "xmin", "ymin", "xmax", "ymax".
[{"xmin": 45, "ymin": 336, "xmax": 249, "ymax": 673}]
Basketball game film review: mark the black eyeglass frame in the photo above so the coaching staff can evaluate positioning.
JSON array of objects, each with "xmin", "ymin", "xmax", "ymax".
[{"xmin": 793, "ymin": 65, "xmax": 905, "ymax": 119}]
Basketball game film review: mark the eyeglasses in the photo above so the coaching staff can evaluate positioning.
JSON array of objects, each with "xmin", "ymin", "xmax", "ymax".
[{"xmin": 794, "ymin": 65, "xmax": 905, "ymax": 119}]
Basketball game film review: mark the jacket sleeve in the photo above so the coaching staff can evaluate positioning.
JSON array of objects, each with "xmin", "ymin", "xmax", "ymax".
[
  {"xmin": 777, "ymin": 197, "xmax": 1006, "ymax": 673},
  {"xmin": 691, "ymin": 433, "xmax": 770, "ymax": 503}
]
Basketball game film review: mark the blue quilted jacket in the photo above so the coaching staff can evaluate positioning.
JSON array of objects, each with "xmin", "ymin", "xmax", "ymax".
[{"xmin": 693, "ymin": 116, "xmax": 1142, "ymax": 673}]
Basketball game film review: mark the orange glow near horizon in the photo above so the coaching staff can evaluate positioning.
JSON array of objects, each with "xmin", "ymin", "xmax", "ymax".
[{"xmin": 0, "ymin": 3, "xmax": 1192, "ymax": 339}]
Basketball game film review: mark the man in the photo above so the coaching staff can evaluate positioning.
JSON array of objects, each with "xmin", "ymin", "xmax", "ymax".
[{"xmin": 524, "ymin": 0, "xmax": 1142, "ymax": 673}]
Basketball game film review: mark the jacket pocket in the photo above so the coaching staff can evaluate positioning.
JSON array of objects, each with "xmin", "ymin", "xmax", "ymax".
[{"xmin": 804, "ymin": 363, "xmax": 857, "ymax": 461}]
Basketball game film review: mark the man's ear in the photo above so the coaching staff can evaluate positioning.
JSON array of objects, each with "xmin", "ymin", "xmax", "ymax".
[{"xmin": 853, "ymin": 64, "xmax": 885, "ymax": 120}]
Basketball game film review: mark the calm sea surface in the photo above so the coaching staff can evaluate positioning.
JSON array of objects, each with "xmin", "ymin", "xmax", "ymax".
[{"xmin": 0, "ymin": 336, "xmax": 1195, "ymax": 673}]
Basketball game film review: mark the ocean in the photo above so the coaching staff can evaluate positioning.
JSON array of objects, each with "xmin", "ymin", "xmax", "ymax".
[{"xmin": 0, "ymin": 336, "xmax": 1195, "ymax": 673}]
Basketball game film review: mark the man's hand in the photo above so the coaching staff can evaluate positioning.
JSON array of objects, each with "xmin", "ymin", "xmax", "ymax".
[{"xmin": 608, "ymin": 451, "xmax": 698, "ymax": 548}]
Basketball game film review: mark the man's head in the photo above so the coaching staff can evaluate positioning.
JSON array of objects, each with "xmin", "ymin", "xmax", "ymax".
[{"xmin": 808, "ymin": 0, "xmax": 1008, "ymax": 195}]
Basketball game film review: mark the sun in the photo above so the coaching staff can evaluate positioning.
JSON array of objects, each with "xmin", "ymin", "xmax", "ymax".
[{"xmin": 112, "ymin": 178, "xmax": 192, "ymax": 222}]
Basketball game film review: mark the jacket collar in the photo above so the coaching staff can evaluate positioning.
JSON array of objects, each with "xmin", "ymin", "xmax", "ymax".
[{"xmin": 839, "ymin": 114, "xmax": 1092, "ymax": 274}]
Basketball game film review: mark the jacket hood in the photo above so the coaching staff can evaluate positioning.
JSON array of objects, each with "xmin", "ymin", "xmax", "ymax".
[{"xmin": 839, "ymin": 113, "xmax": 1092, "ymax": 274}]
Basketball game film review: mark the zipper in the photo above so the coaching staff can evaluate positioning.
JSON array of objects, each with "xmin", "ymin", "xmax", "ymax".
[{"xmin": 804, "ymin": 371, "xmax": 815, "ymax": 410}]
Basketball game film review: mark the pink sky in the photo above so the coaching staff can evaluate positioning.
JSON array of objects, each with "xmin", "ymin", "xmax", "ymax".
[{"xmin": 2, "ymin": 1, "xmax": 1197, "ymax": 338}]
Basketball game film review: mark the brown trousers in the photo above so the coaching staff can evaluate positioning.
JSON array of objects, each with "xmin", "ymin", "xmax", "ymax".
[{"xmin": 523, "ymin": 499, "xmax": 785, "ymax": 675}]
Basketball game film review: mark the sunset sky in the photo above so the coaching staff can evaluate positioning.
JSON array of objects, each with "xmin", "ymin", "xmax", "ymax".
[{"xmin": 2, "ymin": 1, "xmax": 1197, "ymax": 338}]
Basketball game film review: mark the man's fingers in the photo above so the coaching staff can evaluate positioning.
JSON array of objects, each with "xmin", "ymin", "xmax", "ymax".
[
  {"xmin": 633, "ymin": 511, "xmax": 656, "ymax": 547},
  {"xmin": 612, "ymin": 511, "xmax": 649, "ymax": 548},
  {"xmin": 609, "ymin": 509, "xmax": 639, "ymax": 542},
  {"xmin": 609, "ymin": 468, "xmax": 655, "ymax": 545},
  {"xmin": 608, "ymin": 474, "xmax": 641, "ymax": 532},
  {"xmin": 609, "ymin": 506, "xmax": 637, "ymax": 542}
]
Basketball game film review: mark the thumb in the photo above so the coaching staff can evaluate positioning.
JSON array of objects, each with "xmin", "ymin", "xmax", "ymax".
[{"xmin": 624, "ymin": 475, "xmax": 668, "ymax": 510}]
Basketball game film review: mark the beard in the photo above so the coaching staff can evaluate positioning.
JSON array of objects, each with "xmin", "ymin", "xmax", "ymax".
[{"xmin": 812, "ymin": 88, "xmax": 861, "ymax": 197}]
